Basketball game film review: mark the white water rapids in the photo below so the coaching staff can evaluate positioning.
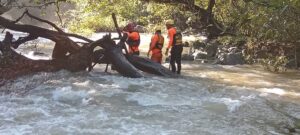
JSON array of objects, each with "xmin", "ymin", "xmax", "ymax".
[{"xmin": 0, "ymin": 32, "xmax": 300, "ymax": 135}]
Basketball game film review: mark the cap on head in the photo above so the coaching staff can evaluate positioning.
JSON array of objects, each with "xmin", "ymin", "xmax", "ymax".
[
  {"xmin": 165, "ymin": 20, "xmax": 174, "ymax": 25},
  {"xmin": 154, "ymin": 26, "xmax": 161, "ymax": 32}
]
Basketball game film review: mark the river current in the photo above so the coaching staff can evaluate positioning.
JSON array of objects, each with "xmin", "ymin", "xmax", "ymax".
[{"xmin": 0, "ymin": 32, "xmax": 300, "ymax": 135}]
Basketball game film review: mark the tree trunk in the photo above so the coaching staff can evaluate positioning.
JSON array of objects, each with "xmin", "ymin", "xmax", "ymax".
[
  {"xmin": 0, "ymin": 14, "xmax": 176, "ymax": 84},
  {"xmin": 0, "ymin": 32, "xmax": 64, "ymax": 81}
]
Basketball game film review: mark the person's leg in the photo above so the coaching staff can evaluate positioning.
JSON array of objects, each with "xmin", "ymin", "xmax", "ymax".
[
  {"xmin": 151, "ymin": 53, "xmax": 162, "ymax": 64},
  {"xmin": 170, "ymin": 48, "xmax": 176, "ymax": 73},
  {"xmin": 158, "ymin": 53, "xmax": 162, "ymax": 64},
  {"xmin": 175, "ymin": 46, "xmax": 183, "ymax": 74}
]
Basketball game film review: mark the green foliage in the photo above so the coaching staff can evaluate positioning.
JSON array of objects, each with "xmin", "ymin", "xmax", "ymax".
[
  {"xmin": 67, "ymin": 0, "xmax": 300, "ymax": 41},
  {"xmin": 214, "ymin": 0, "xmax": 300, "ymax": 43},
  {"xmin": 213, "ymin": 0, "xmax": 300, "ymax": 70},
  {"xmin": 217, "ymin": 36, "xmax": 247, "ymax": 47},
  {"xmin": 67, "ymin": 0, "xmax": 149, "ymax": 34},
  {"xmin": 259, "ymin": 56, "xmax": 288, "ymax": 72},
  {"xmin": 65, "ymin": 0, "xmax": 299, "ymax": 70},
  {"xmin": 66, "ymin": 0, "xmax": 194, "ymax": 34}
]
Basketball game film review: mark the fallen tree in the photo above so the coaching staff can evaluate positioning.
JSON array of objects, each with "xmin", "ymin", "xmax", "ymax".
[{"xmin": 0, "ymin": 11, "xmax": 175, "ymax": 84}]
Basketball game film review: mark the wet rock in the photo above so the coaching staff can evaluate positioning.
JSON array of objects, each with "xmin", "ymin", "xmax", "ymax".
[
  {"xmin": 205, "ymin": 41, "xmax": 219, "ymax": 58},
  {"xmin": 215, "ymin": 47, "xmax": 245, "ymax": 65},
  {"xmin": 182, "ymin": 54, "xmax": 194, "ymax": 61},
  {"xmin": 193, "ymin": 51, "xmax": 207, "ymax": 60},
  {"xmin": 192, "ymin": 40, "xmax": 206, "ymax": 50},
  {"xmin": 216, "ymin": 52, "xmax": 245, "ymax": 65}
]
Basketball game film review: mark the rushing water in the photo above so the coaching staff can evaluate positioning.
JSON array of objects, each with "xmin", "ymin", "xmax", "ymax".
[{"xmin": 1, "ymin": 31, "xmax": 300, "ymax": 135}]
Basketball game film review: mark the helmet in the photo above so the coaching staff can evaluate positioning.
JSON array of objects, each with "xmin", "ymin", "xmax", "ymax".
[
  {"xmin": 154, "ymin": 26, "xmax": 161, "ymax": 31},
  {"xmin": 165, "ymin": 20, "xmax": 174, "ymax": 25}
]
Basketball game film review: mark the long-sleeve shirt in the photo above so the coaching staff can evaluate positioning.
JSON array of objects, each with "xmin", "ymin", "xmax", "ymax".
[{"xmin": 167, "ymin": 27, "xmax": 176, "ymax": 49}]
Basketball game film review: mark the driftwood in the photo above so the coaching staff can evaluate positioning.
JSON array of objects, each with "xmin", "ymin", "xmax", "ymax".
[{"xmin": 0, "ymin": 11, "xmax": 176, "ymax": 84}]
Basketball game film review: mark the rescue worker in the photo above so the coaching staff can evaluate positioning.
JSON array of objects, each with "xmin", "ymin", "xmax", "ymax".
[
  {"xmin": 123, "ymin": 23, "xmax": 140, "ymax": 55},
  {"xmin": 165, "ymin": 20, "xmax": 183, "ymax": 74},
  {"xmin": 147, "ymin": 27, "xmax": 164, "ymax": 64}
]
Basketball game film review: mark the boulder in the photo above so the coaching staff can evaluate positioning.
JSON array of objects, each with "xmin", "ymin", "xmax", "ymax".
[
  {"xmin": 192, "ymin": 40, "xmax": 206, "ymax": 50},
  {"xmin": 215, "ymin": 52, "xmax": 245, "ymax": 65},
  {"xmin": 193, "ymin": 50, "xmax": 207, "ymax": 60},
  {"xmin": 206, "ymin": 41, "xmax": 219, "ymax": 58},
  {"xmin": 182, "ymin": 54, "xmax": 194, "ymax": 61},
  {"xmin": 214, "ymin": 46, "xmax": 245, "ymax": 65},
  {"xmin": 225, "ymin": 52, "xmax": 245, "ymax": 65}
]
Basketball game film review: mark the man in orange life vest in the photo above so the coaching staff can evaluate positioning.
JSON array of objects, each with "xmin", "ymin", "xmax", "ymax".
[
  {"xmin": 147, "ymin": 28, "xmax": 164, "ymax": 64},
  {"xmin": 123, "ymin": 23, "xmax": 140, "ymax": 55},
  {"xmin": 165, "ymin": 20, "xmax": 183, "ymax": 74}
]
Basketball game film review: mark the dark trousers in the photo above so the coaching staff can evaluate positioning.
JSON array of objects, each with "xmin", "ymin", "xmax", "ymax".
[{"xmin": 170, "ymin": 45, "xmax": 183, "ymax": 74}]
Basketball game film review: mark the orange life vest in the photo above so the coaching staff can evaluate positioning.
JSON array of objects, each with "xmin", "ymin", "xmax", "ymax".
[
  {"xmin": 126, "ymin": 31, "xmax": 140, "ymax": 54},
  {"xmin": 173, "ymin": 32, "xmax": 183, "ymax": 46},
  {"xmin": 167, "ymin": 27, "xmax": 182, "ymax": 49},
  {"xmin": 150, "ymin": 34, "xmax": 164, "ymax": 54}
]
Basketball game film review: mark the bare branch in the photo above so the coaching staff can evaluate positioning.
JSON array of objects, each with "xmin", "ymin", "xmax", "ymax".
[
  {"xmin": 1, "ymin": 9, "xmax": 27, "ymax": 33},
  {"xmin": 55, "ymin": 0, "xmax": 63, "ymax": 27},
  {"xmin": 22, "ymin": 11, "xmax": 93, "ymax": 43},
  {"xmin": 12, "ymin": 34, "xmax": 38, "ymax": 49},
  {"xmin": 21, "ymin": 10, "xmax": 63, "ymax": 33}
]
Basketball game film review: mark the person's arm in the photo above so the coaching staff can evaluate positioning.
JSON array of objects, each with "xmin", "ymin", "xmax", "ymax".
[
  {"xmin": 165, "ymin": 29, "xmax": 174, "ymax": 55},
  {"xmin": 147, "ymin": 36, "xmax": 153, "ymax": 57},
  {"xmin": 147, "ymin": 44, "xmax": 151, "ymax": 57},
  {"xmin": 150, "ymin": 35, "xmax": 158, "ymax": 50},
  {"xmin": 148, "ymin": 35, "xmax": 158, "ymax": 57},
  {"xmin": 167, "ymin": 30, "xmax": 174, "ymax": 49}
]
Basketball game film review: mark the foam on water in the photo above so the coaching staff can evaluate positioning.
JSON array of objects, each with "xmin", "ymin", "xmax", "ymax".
[
  {"xmin": 204, "ymin": 97, "xmax": 242, "ymax": 112},
  {"xmin": 1, "ymin": 70, "xmax": 299, "ymax": 134},
  {"xmin": 126, "ymin": 92, "xmax": 202, "ymax": 107},
  {"xmin": 1, "ymin": 37, "xmax": 300, "ymax": 134},
  {"xmin": 52, "ymin": 86, "xmax": 89, "ymax": 105},
  {"xmin": 260, "ymin": 88, "xmax": 286, "ymax": 96}
]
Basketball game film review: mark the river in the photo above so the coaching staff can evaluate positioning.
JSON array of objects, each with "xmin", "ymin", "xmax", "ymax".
[{"xmin": 0, "ymin": 32, "xmax": 300, "ymax": 135}]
